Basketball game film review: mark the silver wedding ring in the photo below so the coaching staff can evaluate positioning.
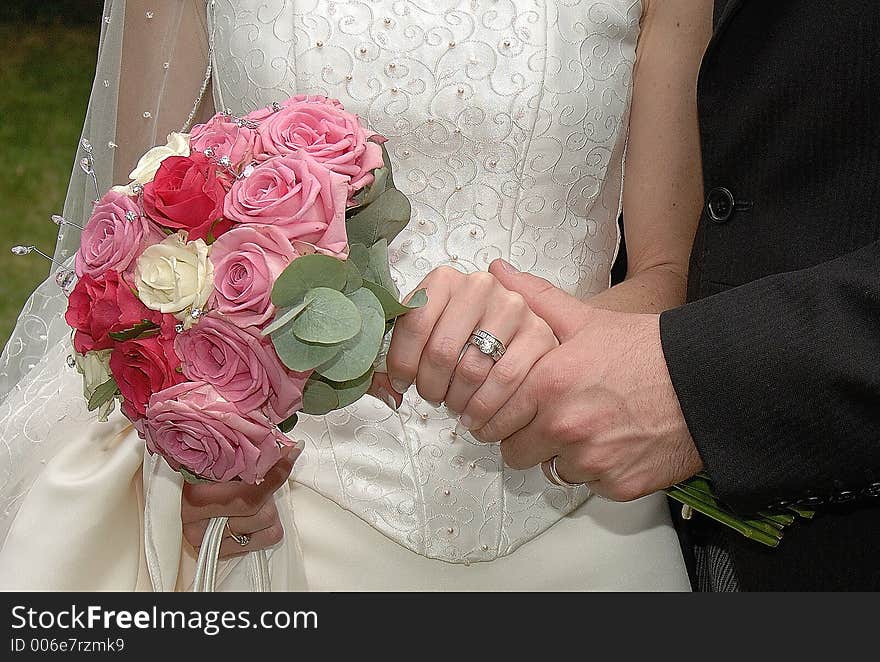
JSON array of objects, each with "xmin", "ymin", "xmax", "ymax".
[
  {"xmin": 467, "ymin": 329, "xmax": 506, "ymax": 362},
  {"xmin": 547, "ymin": 455, "xmax": 584, "ymax": 488}
]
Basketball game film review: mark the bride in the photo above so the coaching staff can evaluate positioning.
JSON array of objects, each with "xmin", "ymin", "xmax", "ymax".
[{"xmin": 0, "ymin": 0, "xmax": 710, "ymax": 590}]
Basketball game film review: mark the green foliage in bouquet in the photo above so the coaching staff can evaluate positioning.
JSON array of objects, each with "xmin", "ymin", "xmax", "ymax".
[
  {"xmin": 667, "ymin": 474, "xmax": 815, "ymax": 547},
  {"xmin": 264, "ymin": 145, "xmax": 425, "ymax": 417}
]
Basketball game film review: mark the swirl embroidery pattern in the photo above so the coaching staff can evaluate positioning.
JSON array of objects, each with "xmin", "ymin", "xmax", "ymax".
[{"xmin": 211, "ymin": 0, "xmax": 641, "ymax": 563}]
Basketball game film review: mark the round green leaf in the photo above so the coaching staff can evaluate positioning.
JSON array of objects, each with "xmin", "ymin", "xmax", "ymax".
[
  {"xmin": 262, "ymin": 298, "xmax": 312, "ymax": 337},
  {"xmin": 362, "ymin": 280, "xmax": 427, "ymax": 321},
  {"xmin": 271, "ymin": 254, "xmax": 348, "ymax": 307},
  {"xmin": 319, "ymin": 369, "xmax": 374, "ymax": 409},
  {"xmin": 292, "ymin": 287, "xmax": 362, "ymax": 344},
  {"xmin": 272, "ymin": 327, "xmax": 342, "ymax": 371},
  {"xmin": 301, "ymin": 379, "xmax": 339, "ymax": 415},
  {"xmin": 315, "ymin": 288, "xmax": 386, "ymax": 382},
  {"xmin": 343, "ymin": 258, "xmax": 364, "ymax": 294}
]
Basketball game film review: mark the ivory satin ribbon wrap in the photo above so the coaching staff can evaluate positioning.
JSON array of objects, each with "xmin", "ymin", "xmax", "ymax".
[{"xmin": 0, "ymin": 422, "xmax": 307, "ymax": 591}]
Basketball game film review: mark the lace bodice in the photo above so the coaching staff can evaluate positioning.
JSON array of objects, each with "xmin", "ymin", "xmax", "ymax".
[{"xmin": 211, "ymin": 0, "xmax": 641, "ymax": 563}]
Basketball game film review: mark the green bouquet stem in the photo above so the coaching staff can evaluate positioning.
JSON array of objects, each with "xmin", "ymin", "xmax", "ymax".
[{"xmin": 666, "ymin": 474, "xmax": 816, "ymax": 548}]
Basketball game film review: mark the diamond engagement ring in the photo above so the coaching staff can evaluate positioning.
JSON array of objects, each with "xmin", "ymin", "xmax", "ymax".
[
  {"xmin": 546, "ymin": 455, "xmax": 584, "ymax": 488},
  {"xmin": 226, "ymin": 521, "xmax": 250, "ymax": 547},
  {"xmin": 467, "ymin": 329, "xmax": 506, "ymax": 362}
]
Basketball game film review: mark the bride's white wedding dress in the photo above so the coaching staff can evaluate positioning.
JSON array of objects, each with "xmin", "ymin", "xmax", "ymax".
[{"xmin": 0, "ymin": 0, "xmax": 689, "ymax": 590}]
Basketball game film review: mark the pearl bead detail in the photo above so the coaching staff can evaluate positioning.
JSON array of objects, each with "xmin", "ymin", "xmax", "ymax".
[
  {"xmin": 481, "ymin": 544, "xmax": 489, "ymax": 551},
  {"xmin": 457, "ymin": 87, "xmax": 465, "ymax": 95},
  {"xmin": 316, "ymin": 40, "xmax": 323, "ymax": 47},
  {"xmin": 389, "ymin": 62, "xmax": 396, "ymax": 69},
  {"xmin": 470, "ymin": 229, "xmax": 477, "ymax": 236},
  {"xmin": 345, "ymin": 74, "xmax": 353, "ymax": 81},
  {"xmin": 145, "ymin": 11, "xmax": 154, "ymax": 20},
  {"xmin": 448, "ymin": 41, "xmax": 456, "ymax": 48},
  {"xmin": 443, "ymin": 490, "xmax": 451, "ymax": 496},
  {"xmin": 502, "ymin": 39, "xmax": 511, "ymax": 47},
  {"xmin": 359, "ymin": 47, "xmax": 368, "ymax": 54},
  {"xmin": 447, "ymin": 527, "xmax": 454, "ymax": 534},
  {"xmin": 384, "ymin": 18, "xmax": 392, "ymax": 26},
  {"xmin": 143, "ymin": 111, "xmax": 152, "ymax": 119}
]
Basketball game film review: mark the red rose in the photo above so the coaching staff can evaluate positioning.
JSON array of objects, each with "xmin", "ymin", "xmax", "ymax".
[
  {"xmin": 142, "ymin": 153, "xmax": 231, "ymax": 241},
  {"xmin": 110, "ymin": 331, "xmax": 185, "ymax": 421},
  {"xmin": 65, "ymin": 271, "xmax": 162, "ymax": 353}
]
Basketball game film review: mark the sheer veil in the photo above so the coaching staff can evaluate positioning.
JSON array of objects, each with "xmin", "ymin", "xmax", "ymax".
[{"xmin": 0, "ymin": 0, "xmax": 214, "ymax": 548}]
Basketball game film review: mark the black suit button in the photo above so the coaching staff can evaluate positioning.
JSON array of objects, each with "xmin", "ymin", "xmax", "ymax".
[
  {"xmin": 706, "ymin": 186, "xmax": 736, "ymax": 223},
  {"xmin": 797, "ymin": 495, "xmax": 826, "ymax": 507},
  {"xmin": 830, "ymin": 490, "xmax": 857, "ymax": 504}
]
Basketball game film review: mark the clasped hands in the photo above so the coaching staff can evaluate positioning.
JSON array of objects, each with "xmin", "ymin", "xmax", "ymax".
[{"xmin": 374, "ymin": 258, "xmax": 704, "ymax": 501}]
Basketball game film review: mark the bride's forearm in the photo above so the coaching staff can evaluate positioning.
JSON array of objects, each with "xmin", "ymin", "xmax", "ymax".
[{"xmin": 585, "ymin": 264, "xmax": 688, "ymax": 314}]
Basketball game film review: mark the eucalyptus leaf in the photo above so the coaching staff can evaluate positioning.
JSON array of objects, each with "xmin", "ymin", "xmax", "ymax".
[
  {"xmin": 301, "ymin": 379, "xmax": 339, "ymax": 415},
  {"xmin": 87, "ymin": 377, "xmax": 118, "ymax": 412},
  {"xmin": 271, "ymin": 254, "xmax": 348, "ymax": 307},
  {"xmin": 348, "ymin": 243, "xmax": 370, "ymax": 275},
  {"xmin": 362, "ymin": 280, "xmax": 427, "ymax": 320},
  {"xmin": 291, "ymin": 287, "xmax": 362, "ymax": 344},
  {"xmin": 319, "ymin": 369, "xmax": 374, "ymax": 408},
  {"xmin": 262, "ymin": 298, "xmax": 313, "ymax": 336},
  {"xmin": 368, "ymin": 239, "xmax": 398, "ymax": 295},
  {"xmin": 272, "ymin": 327, "xmax": 342, "ymax": 371},
  {"xmin": 315, "ymin": 288, "xmax": 386, "ymax": 382},
  {"xmin": 278, "ymin": 412, "xmax": 299, "ymax": 434},
  {"xmin": 343, "ymin": 259, "xmax": 364, "ymax": 294},
  {"xmin": 345, "ymin": 187, "xmax": 412, "ymax": 247}
]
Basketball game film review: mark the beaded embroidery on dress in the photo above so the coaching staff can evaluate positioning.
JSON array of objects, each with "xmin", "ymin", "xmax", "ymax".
[{"xmin": 211, "ymin": 0, "xmax": 641, "ymax": 563}]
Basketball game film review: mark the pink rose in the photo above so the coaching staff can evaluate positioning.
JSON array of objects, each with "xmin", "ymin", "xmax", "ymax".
[
  {"xmin": 190, "ymin": 113, "xmax": 257, "ymax": 170},
  {"xmin": 174, "ymin": 314, "xmax": 310, "ymax": 423},
  {"xmin": 140, "ymin": 381, "xmax": 289, "ymax": 484},
  {"xmin": 253, "ymin": 95, "xmax": 385, "ymax": 200},
  {"xmin": 75, "ymin": 191, "xmax": 164, "ymax": 278},
  {"xmin": 223, "ymin": 154, "xmax": 349, "ymax": 256},
  {"xmin": 209, "ymin": 225, "xmax": 300, "ymax": 327}
]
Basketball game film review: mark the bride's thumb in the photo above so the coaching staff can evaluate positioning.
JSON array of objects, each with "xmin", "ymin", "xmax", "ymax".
[{"xmin": 489, "ymin": 259, "xmax": 586, "ymax": 341}]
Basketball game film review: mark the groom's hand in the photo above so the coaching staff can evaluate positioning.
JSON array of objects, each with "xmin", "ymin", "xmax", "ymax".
[{"xmin": 473, "ymin": 259, "xmax": 703, "ymax": 501}]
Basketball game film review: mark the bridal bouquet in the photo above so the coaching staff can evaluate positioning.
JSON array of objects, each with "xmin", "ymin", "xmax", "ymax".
[{"xmin": 64, "ymin": 95, "xmax": 422, "ymax": 485}]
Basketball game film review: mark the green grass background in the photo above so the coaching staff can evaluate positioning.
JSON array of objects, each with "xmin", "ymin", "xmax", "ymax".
[{"xmin": 0, "ymin": 23, "xmax": 99, "ymax": 347}]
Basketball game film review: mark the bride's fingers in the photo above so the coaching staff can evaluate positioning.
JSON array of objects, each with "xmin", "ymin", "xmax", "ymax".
[
  {"xmin": 182, "ymin": 500, "xmax": 280, "ymax": 550},
  {"xmin": 456, "ymin": 317, "xmax": 558, "ymax": 430},
  {"xmin": 413, "ymin": 283, "xmax": 495, "ymax": 404},
  {"xmin": 443, "ymin": 313, "xmax": 519, "ymax": 415},
  {"xmin": 385, "ymin": 273, "xmax": 452, "ymax": 395},
  {"xmin": 217, "ymin": 521, "xmax": 285, "ymax": 559},
  {"xmin": 366, "ymin": 372, "xmax": 404, "ymax": 410},
  {"xmin": 181, "ymin": 442, "xmax": 302, "ymax": 523}
]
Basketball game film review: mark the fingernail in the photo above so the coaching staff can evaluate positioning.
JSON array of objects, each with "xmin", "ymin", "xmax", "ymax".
[
  {"xmin": 498, "ymin": 259, "xmax": 519, "ymax": 273},
  {"xmin": 458, "ymin": 414, "xmax": 473, "ymax": 430},
  {"xmin": 293, "ymin": 439, "xmax": 306, "ymax": 452},
  {"xmin": 377, "ymin": 388, "xmax": 399, "ymax": 411},
  {"xmin": 391, "ymin": 379, "xmax": 410, "ymax": 394},
  {"xmin": 426, "ymin": 400, "xmax": 441, "ymax": 408},
  {"xmin": 454, "ymin": 421, "xmax": 469, "ymax": 437}
]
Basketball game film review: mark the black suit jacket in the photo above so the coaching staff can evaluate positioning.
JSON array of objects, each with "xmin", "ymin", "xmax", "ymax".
[{"xmin": 659, "ymin": 0, "xmax": 880, "ymax": 590}]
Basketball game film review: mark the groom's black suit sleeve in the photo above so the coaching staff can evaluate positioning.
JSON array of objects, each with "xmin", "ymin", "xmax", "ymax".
[
  {"xmin": 660, "ymin": 239, "xmax": 880, "ymax": 514},
  {"xmin": 656, "ymin": 0, "xmax": 880, "ymax": 519}
]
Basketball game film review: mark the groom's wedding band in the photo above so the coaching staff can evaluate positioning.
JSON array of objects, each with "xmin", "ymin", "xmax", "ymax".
[
  {"xmin": 226, "ymin": 522, "xmax": 250, "ymax": 547},
  {"xmin": 467, "ymin": 329, "xmax": 506, "ymax": 362},
  {"xmin": 547, "ymin": 455, "xmax": 584, "ymax": 488}
]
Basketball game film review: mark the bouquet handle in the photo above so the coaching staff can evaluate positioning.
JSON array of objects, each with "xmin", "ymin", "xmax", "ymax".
[{"xmin": 192, "ymin": 516, "xmax": 270, "ymax": 591}]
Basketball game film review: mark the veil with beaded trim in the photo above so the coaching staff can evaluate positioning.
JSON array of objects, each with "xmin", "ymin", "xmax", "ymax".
[{"xmin": 0, "ymin": 1, "xmax": 227, "ymax": 584}]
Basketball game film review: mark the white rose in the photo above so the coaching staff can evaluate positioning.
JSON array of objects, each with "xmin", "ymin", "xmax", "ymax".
[
  {"xmin": 134, "ymin": 233, "xmax": 214, "ymax": 323},
  {"xmin": 74, "ymin": 349, "xmax": 115, "ymax": 421},
  {"xmin": 111, "ymin": 132, "xmax": 190, "ymax": 195}
]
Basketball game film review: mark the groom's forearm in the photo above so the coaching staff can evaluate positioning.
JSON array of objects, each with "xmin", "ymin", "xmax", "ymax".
[{"xmin": 659, "ymin": 240, "xmax": 880, "ymax": 513}]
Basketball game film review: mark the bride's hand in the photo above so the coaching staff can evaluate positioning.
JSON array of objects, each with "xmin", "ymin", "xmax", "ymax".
[
  {"xmin": 383, "ymin": 266, "xmax": 558, "ymax": 428},
  {"xmin": 181, "ymin": 441, "xmax": 303, "ymax": 558}
]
